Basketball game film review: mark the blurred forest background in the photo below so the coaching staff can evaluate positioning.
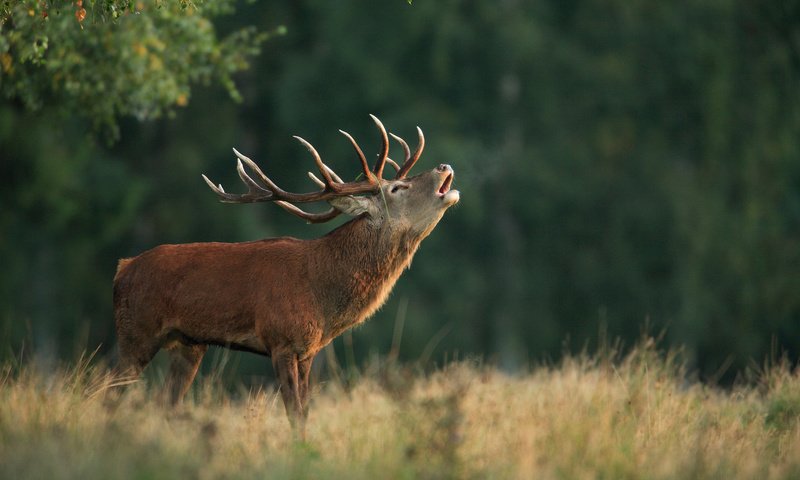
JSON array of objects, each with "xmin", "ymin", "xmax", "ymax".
[{"xmin": 1, "ymin": 0, "xmax": 799, "ymax": 384}]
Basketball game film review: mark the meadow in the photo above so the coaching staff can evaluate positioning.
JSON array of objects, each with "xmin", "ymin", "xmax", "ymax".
[{"xmin": 2, "ymin": 340, "xmax": 800, "ymax": 479}]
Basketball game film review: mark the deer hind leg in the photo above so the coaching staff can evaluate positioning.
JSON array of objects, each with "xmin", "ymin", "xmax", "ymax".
[
  {"xmin": 272, "ymin": 352, "xmax": 305, "ymax": 439},
  {"xmin": 164, "ymin": 343, "xmax": 208, "ymax": 406}
]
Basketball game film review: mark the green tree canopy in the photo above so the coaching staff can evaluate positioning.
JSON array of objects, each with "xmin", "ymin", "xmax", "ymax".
[{"xmin": 1, "ymin": 0, "xmax": 269, "ymax": 140}]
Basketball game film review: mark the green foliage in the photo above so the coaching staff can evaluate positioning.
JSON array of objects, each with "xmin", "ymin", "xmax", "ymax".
[
  {"xmin": 0, "ymin": 0, "xmax": 268, "ymax": 140},
  {"xmin": 1, "ymin": 0, "xmax": 800, "ymax": 383}
]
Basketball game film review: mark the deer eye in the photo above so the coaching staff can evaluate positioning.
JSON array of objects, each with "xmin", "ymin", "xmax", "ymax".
[{"xmin": 389, "ymin": 184, "xmax": 408, "ymax": 194}]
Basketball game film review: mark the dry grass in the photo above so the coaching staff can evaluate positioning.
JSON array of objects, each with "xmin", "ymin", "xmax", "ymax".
[{"xmin": 2, "ymin": 341, "xmax": 800, "ymax": 479}]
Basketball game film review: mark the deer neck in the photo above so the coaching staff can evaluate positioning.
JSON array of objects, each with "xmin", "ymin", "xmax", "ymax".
[{"xmin": 312, "ymin": 216, "xmax": 423, "ymax": 340}]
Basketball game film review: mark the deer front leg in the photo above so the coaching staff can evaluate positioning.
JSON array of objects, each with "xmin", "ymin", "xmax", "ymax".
[
  {"xmin": 272, "ymin": 352, "xmax": 305, "ymax": 440},
  {"xmin": 298, "ymin": 356, "xmax": 315, "ymax": 421},
  {"xmin": 164, "ymin": 343, "xmax": 208, "ymax": 406}
]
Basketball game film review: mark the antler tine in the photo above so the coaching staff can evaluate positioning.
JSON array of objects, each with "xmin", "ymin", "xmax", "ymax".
[
  {"xmin": 307, "ymin": 171, "xmax": 325, "ymax": 188},
  {"xmin": 293, "ymin": 136, "xmax": 338, "ymax": 190},
  {"xmin": 323, "ymin": 164, "xmax": 344, "ymax": 184},
  {"xmin": 202, "ymin": 165, "xmax": 276, "ymax": 203},
  {"xmin": 202, "ymin": 149, "xmax": 285, "ymax": 204},
  {"xmin": 276, "ymin": 201, "xmax": 341, "ymax": 224},
  {"xmin": 310, "ymin": 166, "xmax": 344, "ymax": 185},
  {"xmin": 396, "ymin": 126, "xmax": 424, "ymax": 179},
  {"xmin": 233, "ymin": 148, "xmax": 283, "ymax": 193},
  {"xmin": 236, "ymin": 159, "xmax": 272, "ymax": 195},
  {"xmin": 389, "ymin": 133, "xmax": 411, "ymax": 164},
  {"xmin": 369, "ymin": 114, "xmax": 389, "ymax": 179},
  {"xmin": 202, "ymin": 174, "xmax": 237, "ymax": 202},
  {"xmin": 339, "ymin": 130, "xmax": 376, "ymax": 183},
  {"xmin": 386, "ymin": 158, "xmax": 401, "ymax": 172},
  {"xmin": 389, "ymin": 133, "xmax": 409, "ymax": 176}
]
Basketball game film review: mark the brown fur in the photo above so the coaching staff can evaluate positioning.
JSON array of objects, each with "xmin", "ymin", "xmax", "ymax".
[{"xmin": 114, "ymin": 165, "xmax": 459, "ymax": 438}]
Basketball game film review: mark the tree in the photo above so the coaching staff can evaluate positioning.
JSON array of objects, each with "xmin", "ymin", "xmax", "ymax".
[
  {"xmin": 0, "ymin": 0, "xmax": 273, "ymax": 361},
  {"xmin": 0, "ymin": 0, "xmax": 269, "ymax": 141}
]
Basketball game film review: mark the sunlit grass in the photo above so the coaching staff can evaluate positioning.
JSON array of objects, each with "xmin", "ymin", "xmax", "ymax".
[{"xmin": 1, "ymin": 340, "xmax": 800, "ymax": 479}]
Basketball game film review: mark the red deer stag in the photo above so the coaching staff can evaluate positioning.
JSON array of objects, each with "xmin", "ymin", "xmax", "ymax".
[{"xmin": 113, "ymin": 115, "xmax": 459, "ymax": 437}]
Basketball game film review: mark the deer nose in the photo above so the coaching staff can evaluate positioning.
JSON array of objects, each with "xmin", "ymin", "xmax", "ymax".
[{"xmin": 437, "ymin": 164, "xmax": 452, "ymax": 172}]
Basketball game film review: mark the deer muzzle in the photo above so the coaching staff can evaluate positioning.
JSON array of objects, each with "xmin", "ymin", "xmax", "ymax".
[{"xmin": 436, "ymin": 165, "xmax": 459, "ymax": 206}]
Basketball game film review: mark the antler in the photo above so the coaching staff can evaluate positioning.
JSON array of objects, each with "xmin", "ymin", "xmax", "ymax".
[
  {"xmin": 202, "ymin": 115, "xmax": 417, "ymax": 223},
  {"xmin": 391, "ymin": 126, "xmax": 424, "ymax": 179}
]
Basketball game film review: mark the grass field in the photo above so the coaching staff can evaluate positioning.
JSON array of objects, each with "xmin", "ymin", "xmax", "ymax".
[{"xmin": 2, "ymin": 340, "xmax": 800, "ymax": 479}]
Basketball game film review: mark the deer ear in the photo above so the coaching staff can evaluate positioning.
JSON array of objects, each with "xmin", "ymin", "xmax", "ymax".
[{"xmin": 328, "ymin": 195, "xmax": 376, "ymax": 217}]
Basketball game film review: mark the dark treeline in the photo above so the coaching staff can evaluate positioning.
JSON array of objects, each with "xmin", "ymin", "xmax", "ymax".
[{"xmin": 2, "ymin": 0, "xmax": 799, "ymax": 383}]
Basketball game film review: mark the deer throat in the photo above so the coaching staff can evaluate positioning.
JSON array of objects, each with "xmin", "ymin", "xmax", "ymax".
[{"xmin": 316, "ymin": 219, "xmax": 423, "ymax": 339}]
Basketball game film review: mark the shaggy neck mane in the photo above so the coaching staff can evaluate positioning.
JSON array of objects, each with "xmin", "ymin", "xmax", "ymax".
[{"xmin": 310, "ymin": 215, "xmax": 425, "ymax": 339}]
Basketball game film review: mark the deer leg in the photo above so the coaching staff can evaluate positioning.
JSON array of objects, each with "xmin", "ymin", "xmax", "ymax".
[
  {"xmin": 116, "ymin": 329, "xmax": 159, "ymax": 378},
  {"xmin": 298, "ymin": 356, "xmax": 314, "ymax": 421},
  {"xmin": 272, "ymin": 352, "xmax": 305, "ymax": 439},
  {"xmin": 164, "ymin": 343, "xmax": 208, "ymax": 406}
]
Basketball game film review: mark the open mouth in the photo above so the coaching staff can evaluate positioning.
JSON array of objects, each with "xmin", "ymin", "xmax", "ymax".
[{"xmin": 438, "ymin": 173, "xmax": 453, "ymax": 197}]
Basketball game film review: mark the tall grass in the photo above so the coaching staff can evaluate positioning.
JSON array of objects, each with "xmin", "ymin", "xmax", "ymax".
[{"xmin": 1, "ymin": 339, "xmax": 800, "ymax": 479}]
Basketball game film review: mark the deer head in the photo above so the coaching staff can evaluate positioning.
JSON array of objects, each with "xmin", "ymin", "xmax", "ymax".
[{"xmin": 202, "ymin": 115, "xmax": 460, "ymax": 236}]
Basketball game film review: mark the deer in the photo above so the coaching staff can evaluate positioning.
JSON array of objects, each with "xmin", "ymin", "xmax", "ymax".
[{"xmin": 113, "ymin": 115, "xmax": 459, "ymax": 438}]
